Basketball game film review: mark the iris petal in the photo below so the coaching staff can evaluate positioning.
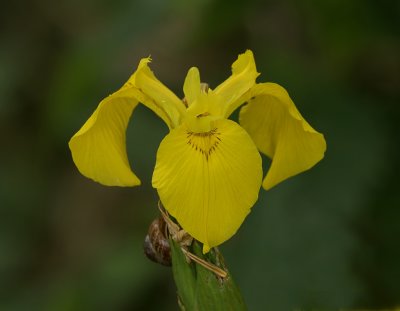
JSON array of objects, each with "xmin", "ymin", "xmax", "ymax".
[
  {"xmin": 214, "ymin": 50, "xmax": 259, "ymax": 117},
  {"xmin": 239, "ymin": 83, "xmax": 326, "ymax": 190},
  {"xmin": 134, "ymin": 58, "xmax": 185, "ymax": 128},
  {"xmin": 69, "ymin": 88, "xmax": 142, "ymax": 186},
  {"xmin": 69, "ymin": 57, "xmax": 189, "ymax": 187},
  {"xmin": 152, "ymin": 119, "xmax": 262, "ymax": 253},
  {"xmin": 183, "ymin": 67, "xmax": 201, "ymax": 106}
]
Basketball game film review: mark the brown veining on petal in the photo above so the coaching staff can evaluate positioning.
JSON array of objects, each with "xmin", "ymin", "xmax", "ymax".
[{"xmin": 186, "ymin": 128, "xmax": 221, "ymax": 161}]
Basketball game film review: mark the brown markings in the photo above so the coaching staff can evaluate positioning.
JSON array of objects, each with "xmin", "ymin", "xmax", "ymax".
[{"xmin": 186, "ymin": 128, "xmax": 221, "ymax": 161}]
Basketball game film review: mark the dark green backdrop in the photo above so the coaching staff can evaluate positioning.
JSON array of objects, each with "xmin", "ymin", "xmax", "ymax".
[{"xmin": 1, "ymin": 0, "xmax": 399, "ymax": 310}]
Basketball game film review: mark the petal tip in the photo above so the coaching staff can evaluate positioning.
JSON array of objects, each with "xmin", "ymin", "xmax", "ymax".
[
  {"xmin": 233, "ymin": 49, "xmax": 257, "ymax": 74},
  {"xmin": 202, "ymin": 243, "xmax": 211, "ymax": 254}
]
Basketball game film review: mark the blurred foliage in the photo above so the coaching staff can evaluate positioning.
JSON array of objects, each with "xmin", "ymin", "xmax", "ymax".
[{"xmin": 0, "ymin": 0, "xmax": 399, "ymax": 310}]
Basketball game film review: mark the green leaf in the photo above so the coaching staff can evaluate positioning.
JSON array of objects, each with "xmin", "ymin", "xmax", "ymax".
[{"xmin": 170, "ymin": 239, "xmax": 247, "ymax": 310}]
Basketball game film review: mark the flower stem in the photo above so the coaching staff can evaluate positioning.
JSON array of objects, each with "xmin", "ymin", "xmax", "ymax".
[{"xmin": 170, "ymin": 239, "xmax": 247, "ymax": 310}]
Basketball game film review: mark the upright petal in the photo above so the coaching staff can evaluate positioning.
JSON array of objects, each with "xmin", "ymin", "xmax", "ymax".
[
  {"xmin": 152, "ymin": 119, "xmax": 262, "ymax": 253},
  {"xmin": 69, "ymin": 87, "xmax": 142, "ymax": 187},
  {"xmin": 239, "ymin": 83, "xmax": 326, "ymax": 190},
  {"xmin": 183, "ymin": 67, "xmax": 201, "ymax": 106},
  {"xmin": 133, "ymin": 58, "xmax": 185, "ymax": 128},
  {"xmin": 214, "ymin": 50, "xmax": 259, "ymax": 117}
]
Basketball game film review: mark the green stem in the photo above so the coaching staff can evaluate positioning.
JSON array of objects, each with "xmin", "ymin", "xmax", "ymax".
[{"xmin": 170, "ymin": 239, "xmax": 247, "ymax": 311}]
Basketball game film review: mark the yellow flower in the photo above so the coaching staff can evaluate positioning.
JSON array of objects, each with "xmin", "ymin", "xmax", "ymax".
[{"xmin": 69, "ymin": 50, "xmax": 326, "ymax": 253}]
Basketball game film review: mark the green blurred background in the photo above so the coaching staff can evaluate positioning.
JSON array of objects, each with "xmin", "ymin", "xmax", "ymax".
[{"xmin": 1, "ymin": 0, "xmax": 399, "ymax": 310}]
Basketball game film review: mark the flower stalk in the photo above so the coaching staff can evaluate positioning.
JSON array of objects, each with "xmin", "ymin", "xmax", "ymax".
[
  {"xmin": 144, "ymin": 201, "xmax": 245, "ymax": 309},
  {"xmin": 170, "ymin": 239, "xmax": 246, "ymax": 310}
]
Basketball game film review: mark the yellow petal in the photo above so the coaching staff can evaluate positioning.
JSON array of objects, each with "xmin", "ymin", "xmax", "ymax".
[
  {"xmin": 152, "ymin": 119, "xmax": 262, "ymax": 253},
  {"xmin": 69, "ymin": 87, "xmax": 142, "ymax": 187},
  {"xmin": 133, "ymin": 58, "xmax": 185, "ymax": 128},
  {"xmin": 239, "ymin": 83, "xmax": 326, "ymax": 190},
  {"xmin": 214, "ymin": 50, "xmax": 259, "ymax": 117},
  {"xmin": 183, "ymin": 67, "xmax": 201, "ymax": 106}
]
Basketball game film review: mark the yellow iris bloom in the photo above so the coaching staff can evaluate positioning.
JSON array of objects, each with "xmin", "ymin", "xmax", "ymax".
[{"xmin": 69, "ymin": 50, "xmax": 326, "ymax": 253}]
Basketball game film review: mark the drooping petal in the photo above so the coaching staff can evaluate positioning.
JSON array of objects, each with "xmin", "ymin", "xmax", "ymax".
[
  {"xmin": 133, "ymin": 58, "xmax": 185, "ymax": 128},
  {"xmin": 69, "ymin": 87, "xmax": 143, "ymax": 186},
  {"xmin": 183, "ymin": 67, "xmax": 201, "ymax": 106},
  {"xmin": 214, "ymin": 50, "xmax": 259, "ymax": 117},
  {"xmin": 152, "ymin": 119, "xmax": 262, "ymax": 253},
  {"xmin": 239, "ymin": 83, "xmax": 326, "ymax": 190},
  {"xmin": 69, "ymin": 56, "xmax": 189, "ymax": 187}
]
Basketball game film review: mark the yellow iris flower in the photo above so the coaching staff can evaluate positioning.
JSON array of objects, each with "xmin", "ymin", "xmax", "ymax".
[{"xmin": 69, "ymin": 50, "xmax": 326, "ymax": 253}]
